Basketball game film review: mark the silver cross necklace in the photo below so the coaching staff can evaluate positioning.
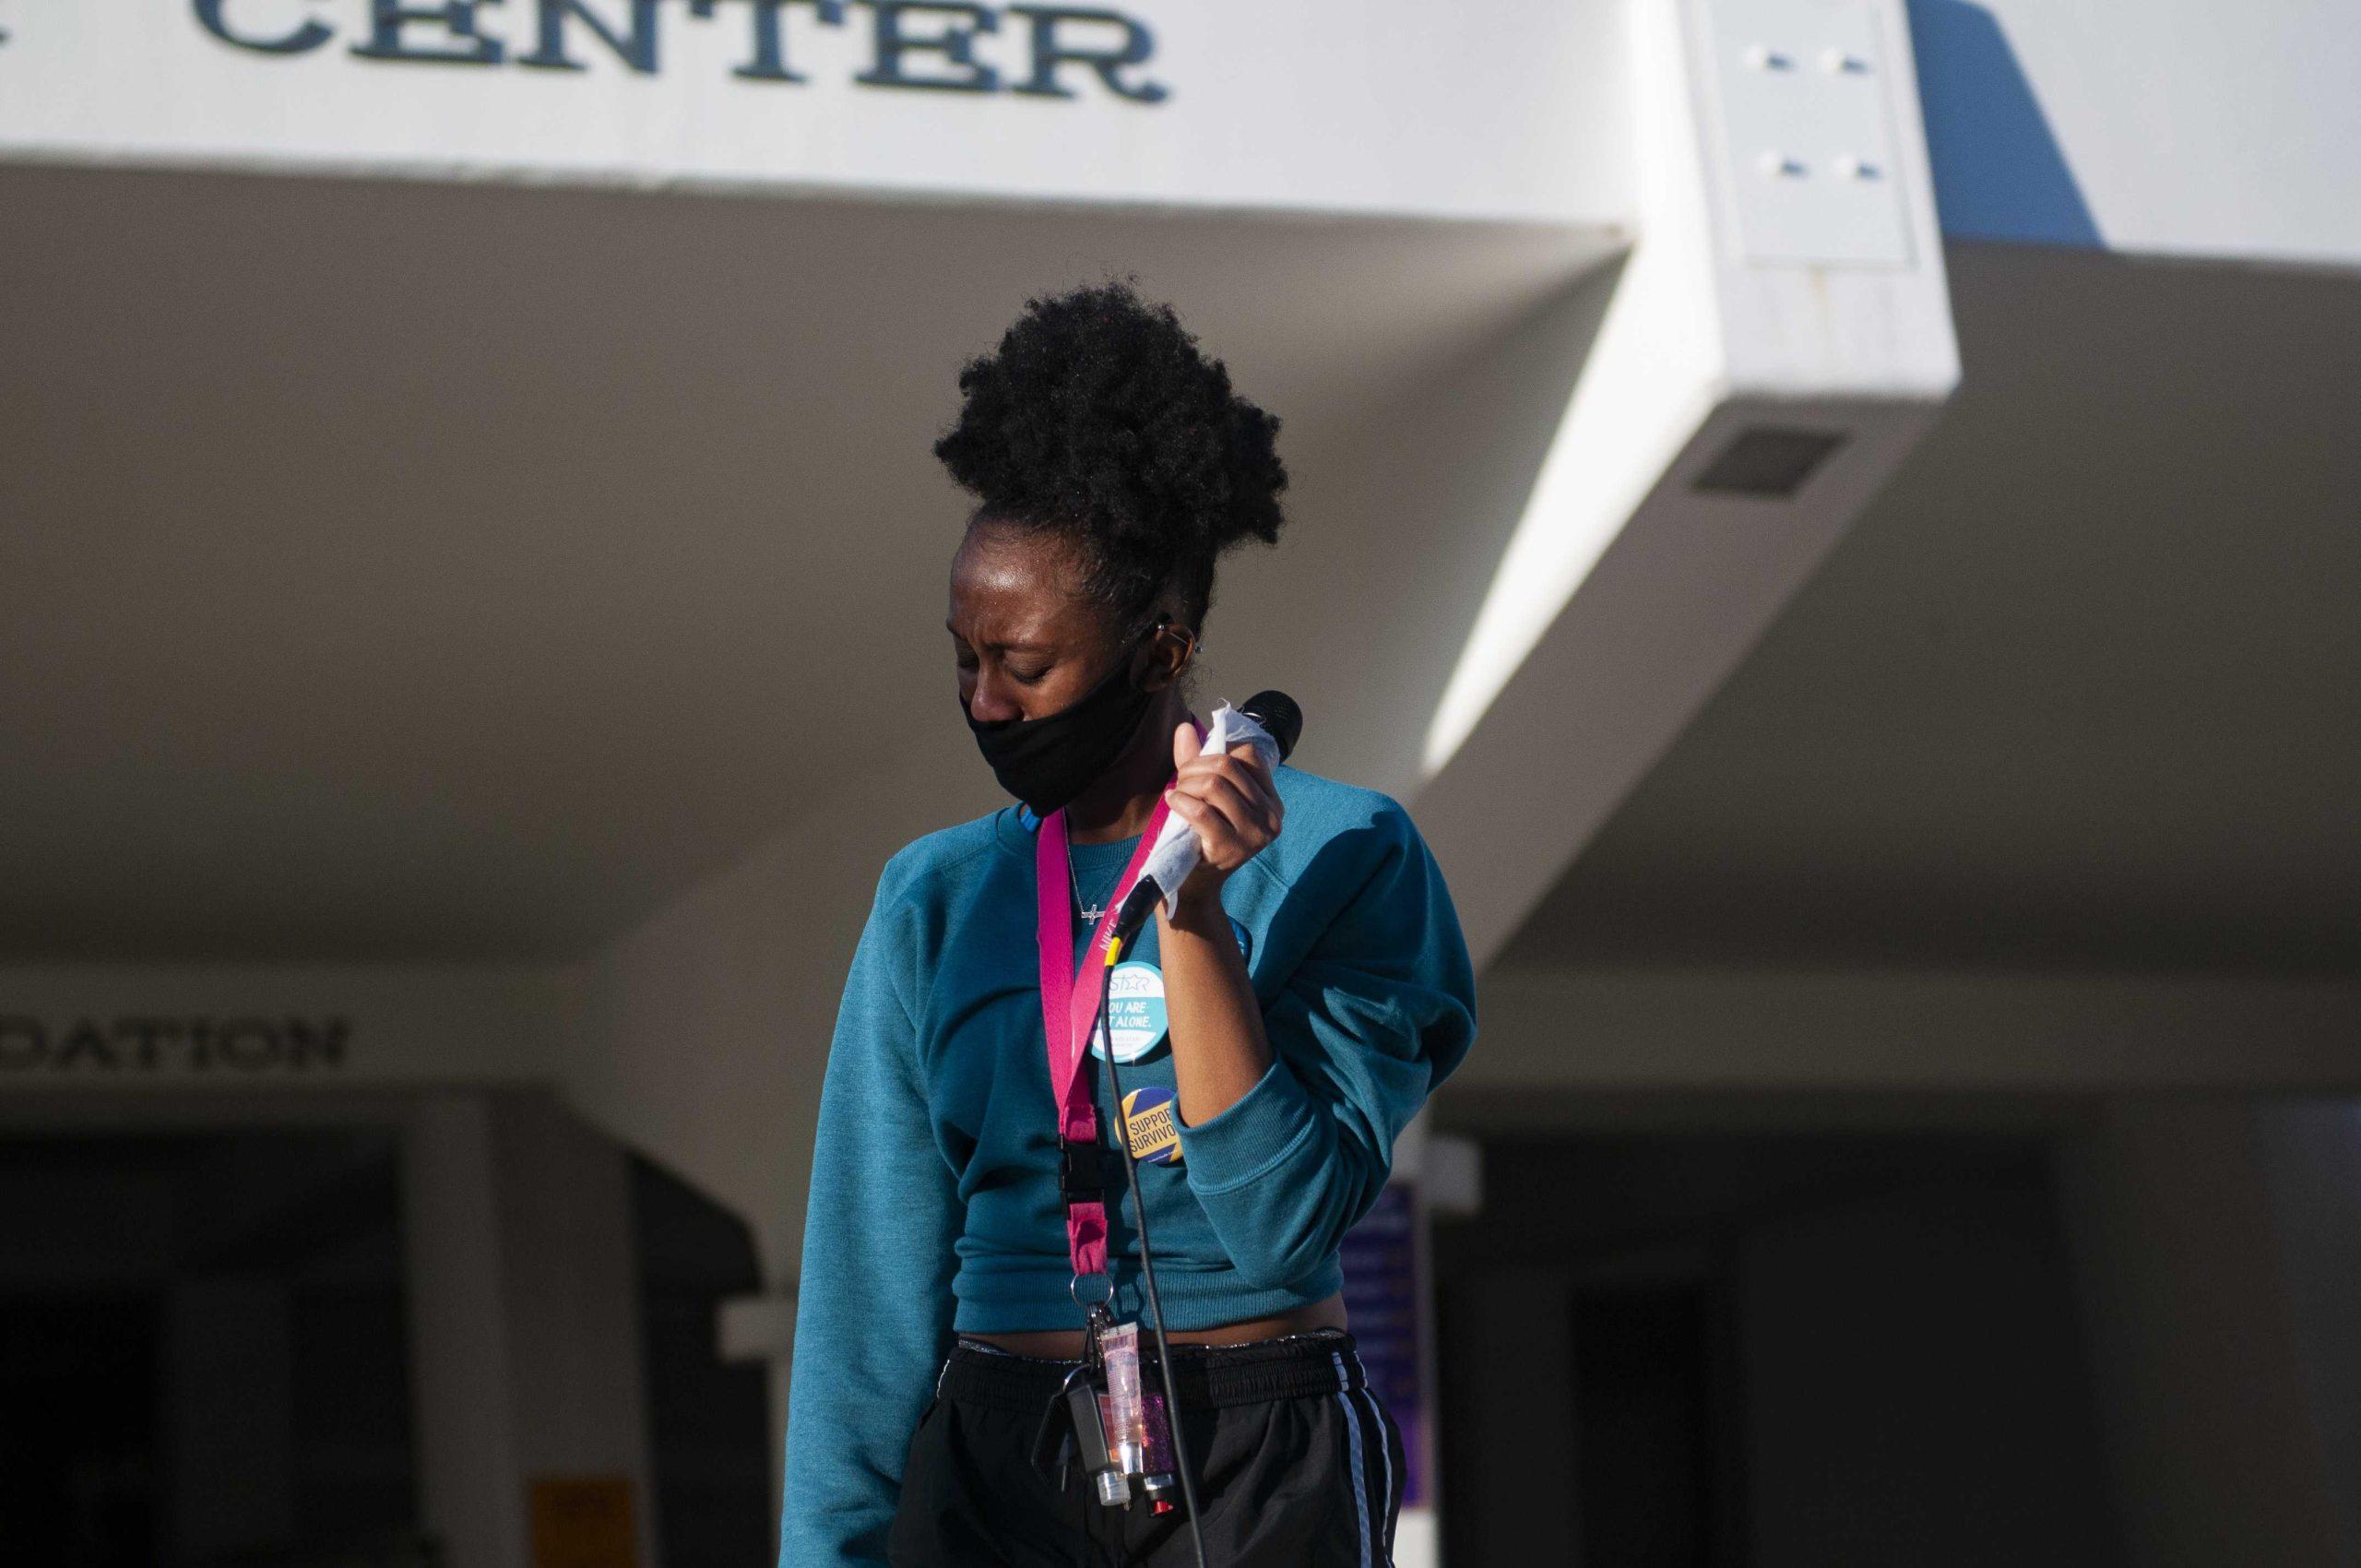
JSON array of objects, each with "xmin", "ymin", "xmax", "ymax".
[{"xmin": 1070, "ymin": 854, "xmax": 1109, "ymax": 927}]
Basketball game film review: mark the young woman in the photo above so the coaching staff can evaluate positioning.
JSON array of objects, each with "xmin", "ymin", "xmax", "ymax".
[{"xmin": 780, "ymin": 280, "xmax": 1477, "ymax": 1567}]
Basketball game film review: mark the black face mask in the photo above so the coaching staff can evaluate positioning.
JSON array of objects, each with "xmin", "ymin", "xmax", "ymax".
[{"xmin": 962, "ymin": 631, "xmax": 1157, "ymax": 817}]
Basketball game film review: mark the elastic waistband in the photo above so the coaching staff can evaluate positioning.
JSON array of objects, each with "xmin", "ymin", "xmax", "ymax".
[{"xmin": 936, "ymin": 1329, "xmax": 1370, "ymax": 1414}]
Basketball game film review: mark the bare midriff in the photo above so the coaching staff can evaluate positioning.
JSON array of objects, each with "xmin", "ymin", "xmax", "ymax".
[{"xmin": 967, "ymin": 1289, "xmax": 1347, "ymax": 1360}]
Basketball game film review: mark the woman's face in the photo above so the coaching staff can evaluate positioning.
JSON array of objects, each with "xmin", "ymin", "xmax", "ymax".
[{"xmin": 948, "ymin": 520, "xmax": 1127, "ymax": 724}]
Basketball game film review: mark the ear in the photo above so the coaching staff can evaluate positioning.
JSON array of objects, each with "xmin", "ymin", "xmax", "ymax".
[{"xmin": 1138, "ymin": 620, "xmax": 1198, "ymax": 692}]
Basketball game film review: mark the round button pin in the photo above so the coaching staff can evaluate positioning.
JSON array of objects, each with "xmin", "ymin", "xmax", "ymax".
[
  {"xmin": 1119, "ymin": 1086, "xmax": 1183, "ymax": 1166},
  {"xmin": 1090, "ymin": 960, "xmax": 1169, "ymax": 1063}
]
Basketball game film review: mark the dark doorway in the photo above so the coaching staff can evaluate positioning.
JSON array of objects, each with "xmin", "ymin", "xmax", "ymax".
[
  {"xmin": 0, "ymin": 1130, "xmax": 421, "ymax": 1568},
  {"xmin": 1568, "ymin": 1275, "xmax": 1726, "ymax": 1565},
  {"xmin": 0, "ymin": 1294, "xmax": 160, "ymax": 1566},
  {"xmin": 1435, "ymin": 1128, "xmax": 2118, "ymax": 1567}
]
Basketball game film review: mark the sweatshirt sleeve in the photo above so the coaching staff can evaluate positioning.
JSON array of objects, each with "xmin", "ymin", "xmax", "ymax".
[
  {"xmin": 778, "ymin": 866, "xmax": 961, "ymax": 1568},
  {"xmin": 1174, "ymin": 799, "xmax": 1477, "ymax": 1289}
]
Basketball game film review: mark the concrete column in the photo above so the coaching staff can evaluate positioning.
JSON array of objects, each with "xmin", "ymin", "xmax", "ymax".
[
  {"xmin": 492, "ymin": 1091, "xmax": 663, "ymax": 1568},
  {"xmin": 402, "ymin": 1094, "xmax": 530, "ymax": 1568},
  {"xmin": 1386, "ymin": 1111, "xmax": 1477, "ymax": 1568},
  {"xmin": 401, "ymin": 1091, "xmax": 660, "ymax": 1568},
  {"xmin": 2056, "ymin": 1098, "xmax": 2346, "ymax": 1566}
]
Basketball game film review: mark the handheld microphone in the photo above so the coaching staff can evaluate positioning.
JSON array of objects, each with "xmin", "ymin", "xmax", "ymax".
[{"xmin": 1110, "ymin": 690, "xmax": 1302, "ymax": 945}]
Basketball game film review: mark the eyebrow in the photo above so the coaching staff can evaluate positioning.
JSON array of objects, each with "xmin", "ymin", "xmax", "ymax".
[{"xmin": 945, "ymin": 620, "xmax": 1056, "ymax": 652}]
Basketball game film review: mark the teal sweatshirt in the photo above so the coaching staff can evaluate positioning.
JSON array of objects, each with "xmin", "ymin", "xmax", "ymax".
[{"xmin": 777, "ymin": 765, "xmax": 1477, "ymax": 1565}]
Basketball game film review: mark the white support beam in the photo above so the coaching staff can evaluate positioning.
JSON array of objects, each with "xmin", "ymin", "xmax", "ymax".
[{"xmin": 1409, "ymin": 0, "xmax": 1957, "ymax": 968}]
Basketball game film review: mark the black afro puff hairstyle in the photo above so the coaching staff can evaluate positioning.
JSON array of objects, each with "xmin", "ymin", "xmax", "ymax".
[{"xmin": 933, "ymin": 278, "xmax": 1287, "ymax": 637}]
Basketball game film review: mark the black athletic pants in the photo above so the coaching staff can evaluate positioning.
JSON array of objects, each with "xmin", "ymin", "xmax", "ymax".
[{"xmin": 887, "ymin": 1328, "xmax": 1406, "ymax": 1567}]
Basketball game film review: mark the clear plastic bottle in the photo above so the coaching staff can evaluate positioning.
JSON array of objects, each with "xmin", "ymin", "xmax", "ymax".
[
  {"xmin": 1094, "ymin": 1322, "xmax": 1180, "ymax": 1509},
  {"xmin": 1097, "ymin": 1321, "xmax": 1149, "ymax": 1495}
]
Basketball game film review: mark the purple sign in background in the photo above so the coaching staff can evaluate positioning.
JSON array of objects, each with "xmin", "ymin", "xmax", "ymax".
[{"xmin": 1338, "ymin": 1182, "xmax": 1427, "ymax": 1506}]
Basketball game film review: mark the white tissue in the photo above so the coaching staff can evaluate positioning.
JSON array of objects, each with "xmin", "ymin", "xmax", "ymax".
[{"xmin": 1141, "ymin": 702, "xmax": 1281, "ymax": 917}]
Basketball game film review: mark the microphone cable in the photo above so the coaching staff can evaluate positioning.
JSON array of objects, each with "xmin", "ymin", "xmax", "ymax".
[{"xmin": 1096, "ymin": 932, "xmax": 1213, "ymax": 1568}]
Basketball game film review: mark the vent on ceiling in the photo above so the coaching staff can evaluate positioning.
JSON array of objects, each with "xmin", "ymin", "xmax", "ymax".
[{"xmin": 1692, "ymin": 426, "xmax": 1845, "ymax": 498}]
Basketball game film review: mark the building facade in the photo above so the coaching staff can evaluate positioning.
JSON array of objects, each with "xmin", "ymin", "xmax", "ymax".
[{"xmin": 6, "ymin": 2, "xmax": 2360, "ymax": 1563}]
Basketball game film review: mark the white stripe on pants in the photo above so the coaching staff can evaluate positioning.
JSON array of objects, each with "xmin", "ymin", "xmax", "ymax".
[{"xmin": 1331, "ymin": 1350, "xmax": 1374, "ymax": 1566}]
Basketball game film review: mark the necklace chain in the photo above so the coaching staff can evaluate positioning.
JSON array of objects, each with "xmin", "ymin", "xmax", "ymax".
[{"xmin": 1068, "ymin": 854, "xmax": 1112, "ymax": 927}]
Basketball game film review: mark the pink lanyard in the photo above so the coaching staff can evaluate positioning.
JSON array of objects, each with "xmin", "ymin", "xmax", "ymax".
[{"xmin": 1033, "ymin": 725, "xmax": 1199, "ymax": 1287}]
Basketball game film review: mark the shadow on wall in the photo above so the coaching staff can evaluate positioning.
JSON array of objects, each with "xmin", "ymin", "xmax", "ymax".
[
  {"xmin": 1908, "ymin": 0, "xmax": 2103, "ymax": 247},
  {"xmin": 1238, "ymin": 253, "xmax": 1626, "ymax": 796}
]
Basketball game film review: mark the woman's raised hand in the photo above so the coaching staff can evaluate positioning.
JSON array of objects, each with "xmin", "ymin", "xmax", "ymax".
[{"xmin": 1162, "ymin": 720, "xmax": 1284, "ymax": 904}]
